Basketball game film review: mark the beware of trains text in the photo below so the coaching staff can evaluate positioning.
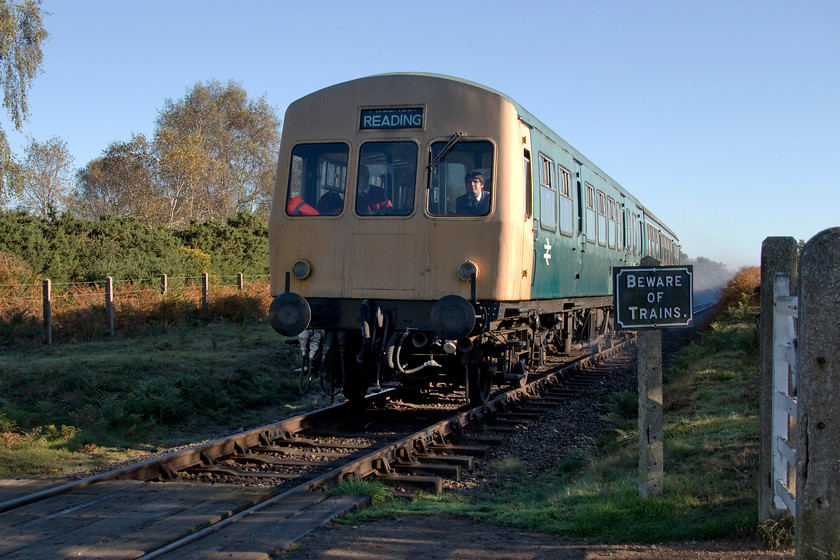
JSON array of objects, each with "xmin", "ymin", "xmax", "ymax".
[{"xmin": 613, "ymin": 266, "xmax": 694, "ymax": 329}]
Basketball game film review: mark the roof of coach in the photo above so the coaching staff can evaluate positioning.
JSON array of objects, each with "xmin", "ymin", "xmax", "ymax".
[{"xmin": 293, "ymin": 73, "xmax": 678, "ymax": 241}]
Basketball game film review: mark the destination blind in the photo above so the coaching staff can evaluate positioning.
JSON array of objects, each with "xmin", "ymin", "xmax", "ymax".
[{"xmin": 360, "ymin": 108, "xmax": 424, "ymax": 130}]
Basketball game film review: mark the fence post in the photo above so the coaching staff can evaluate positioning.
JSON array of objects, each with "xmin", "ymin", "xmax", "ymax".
[
  {"xmin": 105, "ymin": 277, "xmax": 115, "ymax": 337},
  {"xmin": 237, "ymin": 272, "xmax": 244, "ymax": 291},
  {"xmin": 759, "ymin": 236, "xmax": 798, "ymax": 522},
  {"xmin": 202, "ymin": 272, "xmax": 209, "ymax": 315},
  {"xmin": 42, "ymin": 279, "xmax": 52, "ymax": 346},
  {"xmin": 161, "ymin": 274, "xmax": 167, "ymax": 295},
  {"xmin": 796, "ymin": 227, "xmax": 840, "ymax": 558}
]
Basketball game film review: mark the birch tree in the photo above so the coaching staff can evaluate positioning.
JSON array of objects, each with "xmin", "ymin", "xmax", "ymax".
[
  {"xmin": 19, "ymin": 135, "xmax": 73, "ymax": 219},
  {"xmin": 0, "ymin": 0, "xmax": 48, "ymax": 204}
]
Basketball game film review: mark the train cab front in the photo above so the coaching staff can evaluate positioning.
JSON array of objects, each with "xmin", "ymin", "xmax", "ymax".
[{"xmin": 268, "ymin": 285, "xmax": 491, "ymax": 402}]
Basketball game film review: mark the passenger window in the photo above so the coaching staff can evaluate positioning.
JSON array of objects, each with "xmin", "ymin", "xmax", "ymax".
[
  {"xmin": 286, "ymin": 143, "xmax": 349, "ymax": 216},
  {"xmin": 624, "ymin": 208, "xmax": 632, "ymax": 252},
  {"xmin": 617, "ymin": 205, "xmax": 624, "ymax": 251},
  {"xmin": 558, "ymin": 166, "xmax": 573, "ymax": 236},
  {"xmin": 585, "ymin": 183, "xmax": 596, "ymax": 243},
  {"xmin": 646, "ymin": 223, "xmax": 660, "ymax": 257},
  {"xmin": 427, "ymin": 140, "xmax": 494, "ymax": 216},
  {"xmin": 597, "ymin": 191, "xmax": 607, "ymax": 246},
  {"xmin": 538, "ymin": 154, "xmax": 556, "ymax": 231},
  {"xmin": 633, "ymin": 213, "xmax": 640, "ymax": 255},
  {"xmin": 356, "ymin": 141, "xmax": 417, "ymax": 216}
]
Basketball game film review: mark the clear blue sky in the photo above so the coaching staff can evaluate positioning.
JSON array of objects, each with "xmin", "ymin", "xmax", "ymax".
[{"xmin": 4, "ymin": 0, "xmax": 838, "ymax": 271}]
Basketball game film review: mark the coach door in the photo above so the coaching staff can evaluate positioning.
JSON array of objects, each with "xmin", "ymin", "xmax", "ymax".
[
  {"xmin": 572, "ymin": 159, "xmax": 586, "ymax": 296},
  {"xmin": 521, "ymin": 122, "xmax": 535, "ymax": 299}
]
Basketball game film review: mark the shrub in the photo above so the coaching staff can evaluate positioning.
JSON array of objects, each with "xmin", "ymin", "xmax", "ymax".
[
  {"xmin": 0, "ymin": 251, "xmax": 42, "ymax": 345},
  {"xmin": 175, "ymin": 212, "xmax": 269, "ymax": 278},
  {"xmin": 0, "ymin": 210, "xmax": 270, "ymax": 285},
  {"xmin": 0, "ymin": 250, "xmax": 38, "ymax": 287},
  {"xmin": 0, "ymin": 210, "xmax": 272, "ymax": 347},
  {"xmin": 713, "ymin": 266, "xmax": 759, "ymax": 319}
]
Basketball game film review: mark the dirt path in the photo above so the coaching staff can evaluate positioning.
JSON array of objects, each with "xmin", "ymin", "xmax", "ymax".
[{"xmin": 278, "ymin": 516, "xmax": 794, "ymax": 559}]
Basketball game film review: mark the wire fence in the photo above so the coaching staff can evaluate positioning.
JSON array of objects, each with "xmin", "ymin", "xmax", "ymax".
[{"xmin": 0, "ymin": 273, "xmax": 272, "ymax": 347}]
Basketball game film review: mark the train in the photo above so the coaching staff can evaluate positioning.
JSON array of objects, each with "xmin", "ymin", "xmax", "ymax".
[{"xmin": 268, "ymin": 73, "xmax": 678, "ymax": 406}]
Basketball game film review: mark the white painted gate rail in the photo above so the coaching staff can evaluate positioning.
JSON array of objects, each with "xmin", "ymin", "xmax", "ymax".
[{"xmin": 772, "ymin": 272, "xmax": 798, "ymax": 515}]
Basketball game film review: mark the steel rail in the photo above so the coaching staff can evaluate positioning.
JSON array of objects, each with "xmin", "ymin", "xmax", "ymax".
[
  {"xmin": 0, "ymin": 389, "xmax": 397, "ymax": 514},
  {"xmin": 136, "ymin": 337, "xmax": 636, "ymax": 558}
]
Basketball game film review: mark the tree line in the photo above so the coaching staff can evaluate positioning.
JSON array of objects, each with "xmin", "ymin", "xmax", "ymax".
[
  {"xmin": 7, "ymin": 79, "xmax": 282, "ymax": 227},
  {"xmin": 0, "ymin": 3, "xmax": 281, "ymax": 228}
]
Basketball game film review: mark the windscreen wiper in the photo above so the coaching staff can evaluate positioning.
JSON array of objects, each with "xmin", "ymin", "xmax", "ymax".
[{"xmin": 426, "ymin": 132, "xmax": 466, "ymax": 184}]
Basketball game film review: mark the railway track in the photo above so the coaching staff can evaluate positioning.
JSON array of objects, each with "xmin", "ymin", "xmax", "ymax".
[{"xmin": 0, "ymin": 337, "xmax": 636, "ymax": 559}]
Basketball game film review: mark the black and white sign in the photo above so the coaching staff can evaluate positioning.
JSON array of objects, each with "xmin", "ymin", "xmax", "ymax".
[{"xmin": 613, "ymin": 266, "xmax": 694, "ymax": 329}]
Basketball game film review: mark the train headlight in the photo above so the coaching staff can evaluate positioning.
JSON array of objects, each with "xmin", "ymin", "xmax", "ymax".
[
  {"xmin": 457, "ymin": 260, "xmax": 479, "ymax": 282},
  {"xmin": 292, "ymin": 259, "xmax": 312, "ymax": 280}
]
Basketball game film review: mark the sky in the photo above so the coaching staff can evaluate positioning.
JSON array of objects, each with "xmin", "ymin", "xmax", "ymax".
[{"xmin": 3, "ymin": 0, "xmax": 838, "ymax": 271}]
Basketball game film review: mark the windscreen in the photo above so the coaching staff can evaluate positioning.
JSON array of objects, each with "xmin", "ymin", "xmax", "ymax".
[
  {"xmin": 427, "ymin": 140, "xmax": 494, "ymax": 216},
  {"xmin": 355, "ymin": 141, "xmax": 417, "ymax": 216},
  {"xmin": 285, "ymin": 143, "xmax": 349, "ymax": 216}
]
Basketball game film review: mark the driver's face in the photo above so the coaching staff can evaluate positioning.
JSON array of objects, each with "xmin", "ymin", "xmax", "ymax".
[{"xmin": 468, "ymin": 178, "xmax": 483, "ymax": 198}]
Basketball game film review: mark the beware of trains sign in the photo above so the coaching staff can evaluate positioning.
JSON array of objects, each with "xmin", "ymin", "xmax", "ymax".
[{"xmin": 613, "ymin": 265, "xmax": 694, "ymax": 329}]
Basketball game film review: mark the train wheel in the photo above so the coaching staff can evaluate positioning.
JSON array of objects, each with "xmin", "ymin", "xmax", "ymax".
[
  {"xmin": 509, "ymin": 374, "xmax": 528, "ymax": 389},
  {"xmin": 467, "ymin": 363, "xmax": 491, "ymax": 407},
  {"xmin": 332, "ymin": 331, "xmax": 370, "ymax": 402},
  {"xmin": 342, "ymin": 357, "xmax": 372, "ymax": 402},
  {"xmin": 508, "ymin": 359, "xmax": 529, "ymax": 389},
  {"xmin": 342, "ymin": 375, "xmax": 370, "ymax": 402}
]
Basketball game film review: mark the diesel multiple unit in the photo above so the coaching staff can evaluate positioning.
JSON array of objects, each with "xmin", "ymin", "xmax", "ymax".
[{"xmin": 269, "ymin": 73, "xmax": 678, "ymax": 405}]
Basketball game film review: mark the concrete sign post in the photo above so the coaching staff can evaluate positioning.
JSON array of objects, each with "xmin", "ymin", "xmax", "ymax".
[
  {"xmin": 637, "ymin": 327, "xmax": 664, "ymax": 497},
  {"xmin": 614, "ymin": 259, "xmax": 694, "ymax": 498}
]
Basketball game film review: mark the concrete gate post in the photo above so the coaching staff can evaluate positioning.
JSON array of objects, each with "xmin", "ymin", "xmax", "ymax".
[
  {"xmin": 758, "ymin": 237, "xmax": 798, "ymax": 522},
  {"xmin": 796, "ymin": 227, "xmax": 840, "ymax": 559}
]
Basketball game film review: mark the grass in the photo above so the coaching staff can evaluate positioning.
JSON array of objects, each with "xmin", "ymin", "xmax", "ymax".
[
  {"xmin": 344, "ymin": 302, "xmax": 777, "ymax": 545},
  {"xmin": 332, "ymin": 476, "xmax": 393, "ymax": 506},
  {"xmin": 0, "ymin": 321, "xmax": 316, "ymax": 477}
]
